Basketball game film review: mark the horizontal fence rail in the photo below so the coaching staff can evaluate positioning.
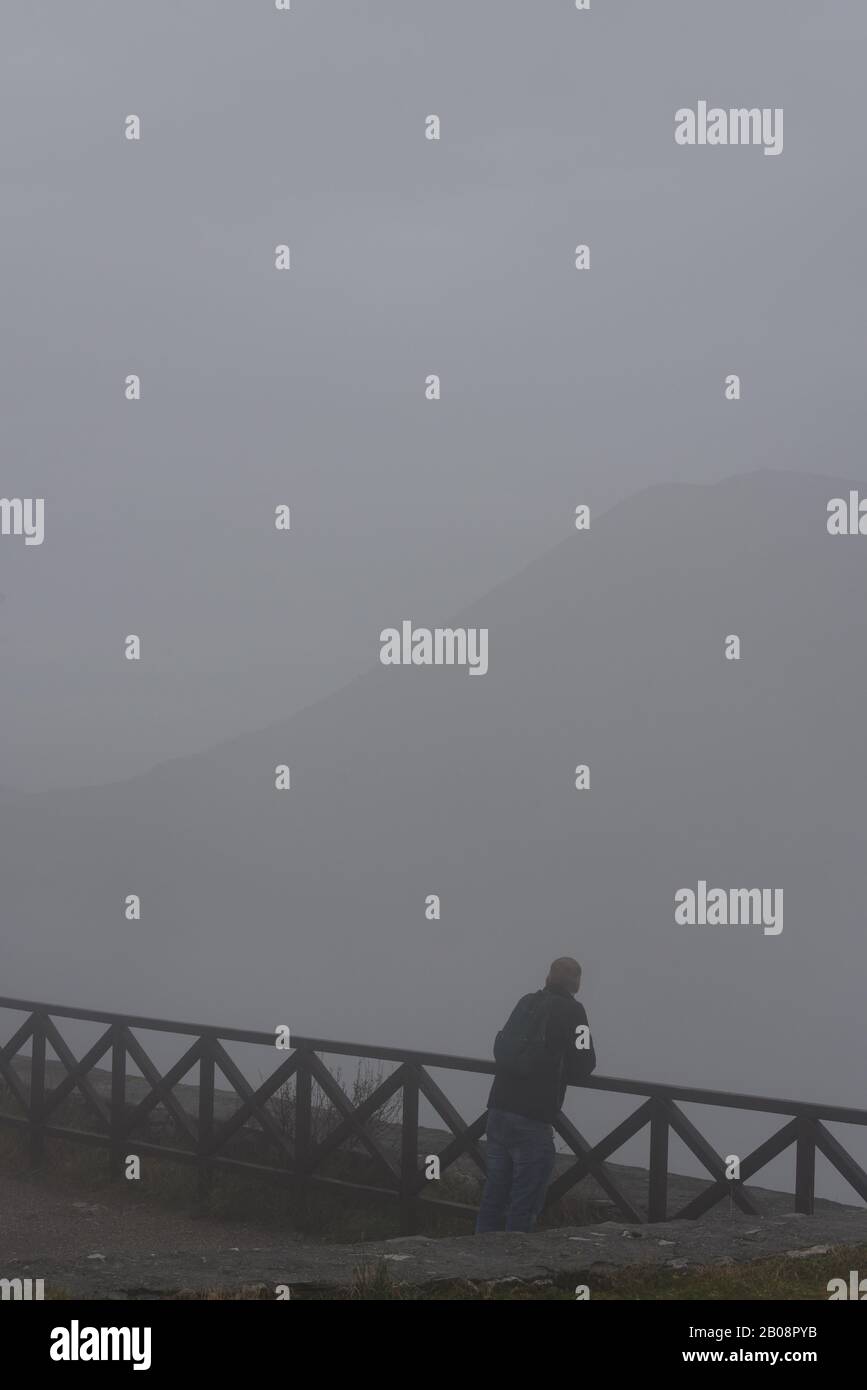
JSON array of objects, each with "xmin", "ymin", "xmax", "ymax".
[{"xmin": 1, "ymin": 996, "xmax": 866, "ymax": 1231}]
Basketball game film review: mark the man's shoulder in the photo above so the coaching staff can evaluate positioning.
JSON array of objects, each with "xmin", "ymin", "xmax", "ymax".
[
  {"xmin": 545, "ymin": 992, "xmax": 588, "ymax": 1025},
  {"xmin": 501, "ymin": 991, "xmax": 542, "ymax": 1025}
]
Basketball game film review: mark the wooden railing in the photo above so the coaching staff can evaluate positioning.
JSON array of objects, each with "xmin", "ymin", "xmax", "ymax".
[{"xmin": 1, "ymin": 996, "xmax": 866, "ymax": 1231}]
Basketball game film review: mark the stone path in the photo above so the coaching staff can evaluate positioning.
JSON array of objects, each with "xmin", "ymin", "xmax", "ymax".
[{"xmin": 3, "ymin": 1178, "xmax": 867, "ymax": 1298}]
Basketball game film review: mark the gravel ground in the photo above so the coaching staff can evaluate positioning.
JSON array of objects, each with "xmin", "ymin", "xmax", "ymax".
[
  {"xmin": 2, "ymin": 1164, "xmax": 867, "ymax": 1299},
  {"xmin": 0, "ymin": 1167, "xmax": 311, "ymax": 1265}
]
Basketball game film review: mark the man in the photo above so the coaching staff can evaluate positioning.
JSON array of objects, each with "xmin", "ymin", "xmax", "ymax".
[{"xmin": 475, "ymin": 957, "xmax": 597, "ymax": 1234}]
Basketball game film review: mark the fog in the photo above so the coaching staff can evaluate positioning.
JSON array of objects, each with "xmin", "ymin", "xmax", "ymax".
[{"xmin": 2, "ymin": 1, "xmax": 866, "ymax": 1207}]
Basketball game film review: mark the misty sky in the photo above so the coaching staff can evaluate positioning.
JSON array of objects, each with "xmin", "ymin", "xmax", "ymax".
[
  {"xmin": 4, "ymin": 4, "xmax": 867, "ymax": 1214},
  {"xmin": 2, "ymin": 0, "xmax": 867, "ymax": 787}
]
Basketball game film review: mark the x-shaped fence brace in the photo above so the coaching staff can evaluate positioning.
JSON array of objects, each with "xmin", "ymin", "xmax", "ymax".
[{"xmin": 2, "ymin": 1006, "xmax": 867, "ymax": 1228}]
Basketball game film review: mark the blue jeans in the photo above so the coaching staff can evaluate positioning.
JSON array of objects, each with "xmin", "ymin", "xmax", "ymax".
[{"xmin": 475, "ymin": 1108, "xmax": 557, "ymax": 1233}]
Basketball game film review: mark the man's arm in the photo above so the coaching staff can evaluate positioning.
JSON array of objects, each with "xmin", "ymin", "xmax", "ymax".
[{"xmin": 553, "ymin": 998, "xmax": 597, "ymax": 1083}]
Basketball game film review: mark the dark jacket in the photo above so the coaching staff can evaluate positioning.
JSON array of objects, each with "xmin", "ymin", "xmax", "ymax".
[{"xmin": 487, "ymin": 984, "xmax": 597, "ymax": 1124}]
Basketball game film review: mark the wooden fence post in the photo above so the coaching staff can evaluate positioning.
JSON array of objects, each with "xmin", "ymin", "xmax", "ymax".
[
  {"xmin": 648, "ymin": 1099, "xmax": 669, "ymax": 1222},
  {"xmin": 28, "ymin": 1012, "xmax": 46, "ymax": 1169},
  {"xmin": 795, "ymin": 1115, "xmax": 816, "ymax": 1215},
  {"xmin": 110, "ymin": 1024, "xmax": 126, "ymax": 1180},
  {"xmin": 294, "ymin": 1046, "xmax": 312, "ymax": 1211},
  {"xmin": 400, "ymin": 1065, "xmax": 419, "ymax": 1235},
  {"xmin": 197, "ymin": 1034, "xmax": 215, "ymax": 1206}
]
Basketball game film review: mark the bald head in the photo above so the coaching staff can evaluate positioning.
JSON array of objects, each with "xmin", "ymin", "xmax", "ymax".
[{"xmin": 546, "ymin": 957, "xmax": 582, "ymax": 995}]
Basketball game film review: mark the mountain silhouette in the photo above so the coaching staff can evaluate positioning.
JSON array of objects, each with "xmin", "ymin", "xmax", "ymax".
[{"xmin": 3, "ymin": 470, "xmax": 866, "ymax": 1201}]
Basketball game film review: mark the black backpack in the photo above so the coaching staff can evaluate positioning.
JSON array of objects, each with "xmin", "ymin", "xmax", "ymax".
[{"xmin": 493, "ymin": 991, "xmax": 555, "ymax": 1080}]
